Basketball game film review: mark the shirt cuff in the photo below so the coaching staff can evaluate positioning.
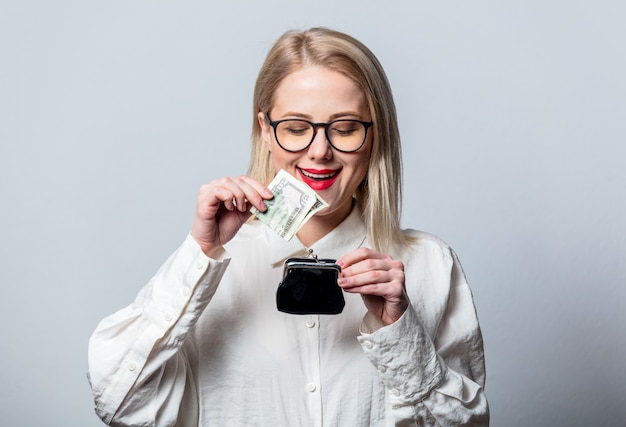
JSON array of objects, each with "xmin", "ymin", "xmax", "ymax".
[
  {"xmin": 435, "ymin": 367, "xmax": 482, "ymax": 404},
  {"xmin": 357, "ymin": 305, "xmax": 444, "ymax": 404},
  {"xmin": 142, "ymin": 234, "xmax": 230, "ymax": 329}
]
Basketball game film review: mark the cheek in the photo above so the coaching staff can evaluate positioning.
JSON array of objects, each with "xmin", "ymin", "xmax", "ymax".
[
  {"xmin": 355, "ymin": 150, "xmax": 372, "ymax": 179},
  {"xmin": 356, "ymin": 164, "xmax": 369, "ymax": 187},
  {"xmin": 269, "ymin": 147, "xmax": 296, "ymax": 169},
  {"xmin": 355, "ymin": 156, "xmax": 371, "ymax": 188},
  {"xmin": 344, "ymin": 155, "xmax": 370, "ymax": 191}
]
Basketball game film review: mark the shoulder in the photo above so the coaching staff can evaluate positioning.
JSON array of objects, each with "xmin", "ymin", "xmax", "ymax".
[
  {"xmin": 399, "ymin": 229, "xmax": 455, "ymax": 261},
  {"xmin": 398, "ymin": 229, "xmax": 471, "ymax": 291},
  {"xmin": 389, "ymin": 229, "xmax": 465, "ymax": 277}
]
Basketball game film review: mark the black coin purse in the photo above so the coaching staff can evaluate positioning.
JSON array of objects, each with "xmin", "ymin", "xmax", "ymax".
[{"xmin": 277, "ymin": 255, "xmax": 344, "ymax": 315}]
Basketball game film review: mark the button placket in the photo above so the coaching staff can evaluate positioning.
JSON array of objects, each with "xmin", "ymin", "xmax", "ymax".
[{"xmin": 303, "ymin": 314, "xmax": 322, "ymax": 425}]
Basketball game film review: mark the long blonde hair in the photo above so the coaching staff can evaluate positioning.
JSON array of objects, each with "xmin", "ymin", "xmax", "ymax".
[{"xmin": 248, "ymin": 28, "xmax": 410, "ymax": 252}]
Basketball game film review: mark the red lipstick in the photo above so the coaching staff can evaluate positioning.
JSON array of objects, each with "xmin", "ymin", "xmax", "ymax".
[{"xmin": 298, "ymin": 168, "xmax": 340, "ymax": 191}]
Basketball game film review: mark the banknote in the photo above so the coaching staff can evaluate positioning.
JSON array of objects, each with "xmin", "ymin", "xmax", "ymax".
[
  {"xmin": 251, "ymin": 169, "xmax": 328, "ymax": 240},
  {"xmin": 300, "ymin": 196, "xmax": 329, "ymax": 227}
]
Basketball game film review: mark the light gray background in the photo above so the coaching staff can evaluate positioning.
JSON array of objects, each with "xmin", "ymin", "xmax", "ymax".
[{"xmin": 1, "ymin": 1, "xmax": 624, "ymax": 426}]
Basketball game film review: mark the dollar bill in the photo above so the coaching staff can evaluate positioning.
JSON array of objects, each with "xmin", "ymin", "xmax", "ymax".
[
  {"xmin": 251, "ymin": 169, "xmax": 328, "ymax": 240},
  {"xmin": 300, "ymin": 195, "xmax": 329, "ymax": 227}
]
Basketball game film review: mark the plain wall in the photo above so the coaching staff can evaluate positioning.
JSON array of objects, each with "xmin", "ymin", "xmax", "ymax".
[{"xmin": 1, "ymin": 1, "xmax": 624, "ymax": 426}]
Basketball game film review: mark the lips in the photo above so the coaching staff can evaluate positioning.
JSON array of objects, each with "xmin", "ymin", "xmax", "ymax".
[{"xmin": 298, "ymin": 168, "xmax": 341, "ymax": 191}]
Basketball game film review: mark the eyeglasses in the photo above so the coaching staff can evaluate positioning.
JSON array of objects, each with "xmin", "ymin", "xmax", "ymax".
[{"xmin": 266, "ymin": 113, "xmax": 373, "ymax": 153}]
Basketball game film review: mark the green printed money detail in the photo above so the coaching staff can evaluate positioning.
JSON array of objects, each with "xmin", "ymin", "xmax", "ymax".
[{"xmin": 251, "ymin": 169, "xmax": 328, "ymax": 240}]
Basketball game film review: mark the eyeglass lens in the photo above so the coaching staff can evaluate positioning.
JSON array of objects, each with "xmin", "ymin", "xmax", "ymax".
[{"xmin": 274, "ymin": 120, "xmax": 368, "ymax": 152}]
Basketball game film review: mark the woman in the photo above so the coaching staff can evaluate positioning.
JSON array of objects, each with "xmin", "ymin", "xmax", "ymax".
[{"xmin": 88, "ymin": 27, "xmax": 489, "ymax": 426}]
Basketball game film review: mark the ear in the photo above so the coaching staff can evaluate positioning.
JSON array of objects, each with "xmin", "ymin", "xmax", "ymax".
[{"xmin": 258, "ymin": 112, "xmax": 272, "ymax": 152}]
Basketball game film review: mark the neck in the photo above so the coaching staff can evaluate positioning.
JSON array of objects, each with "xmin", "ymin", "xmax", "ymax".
[{"xmin": 296, "ymin": 201, "xmax": 354, "ymax": 247}]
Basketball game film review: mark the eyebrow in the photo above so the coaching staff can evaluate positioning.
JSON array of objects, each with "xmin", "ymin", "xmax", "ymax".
[{"xmin": 279, "ymin": 111, "xmax": 367, "ymax": 121}]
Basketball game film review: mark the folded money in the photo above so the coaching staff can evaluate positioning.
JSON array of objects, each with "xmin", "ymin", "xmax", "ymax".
[{"xmin": 251, "ymin": 169, "xmax": 328, "ymax": 241}]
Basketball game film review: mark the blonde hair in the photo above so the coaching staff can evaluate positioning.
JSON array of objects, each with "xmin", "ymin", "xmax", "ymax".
[{"xmin": 248, "ymin": 27, "xmax": 411, "ymax": 252}]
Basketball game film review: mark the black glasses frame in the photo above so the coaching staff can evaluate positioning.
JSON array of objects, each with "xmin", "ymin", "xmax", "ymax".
[{"xmin": 266, "ymin": 113, "xmax": 373, "ymax": 153}]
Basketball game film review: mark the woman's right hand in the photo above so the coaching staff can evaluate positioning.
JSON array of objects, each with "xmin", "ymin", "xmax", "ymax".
[{"xmin": 190, "ymin": 175, "xmax": 273, "ymax": 257}]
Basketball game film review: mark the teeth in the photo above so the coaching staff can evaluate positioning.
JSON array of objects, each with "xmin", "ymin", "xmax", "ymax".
[{"xmin": 301, "ymin": 170, "xmax": 337, "ymax": 179}]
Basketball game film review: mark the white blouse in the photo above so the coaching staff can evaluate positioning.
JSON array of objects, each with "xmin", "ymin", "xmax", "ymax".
[{"xmin": 88, "ymin": 208, "xmax": 488, "ymax": 426}]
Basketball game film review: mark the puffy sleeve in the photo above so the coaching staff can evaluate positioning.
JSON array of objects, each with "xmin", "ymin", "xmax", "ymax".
[
  {"xmin": 87, "ymin": 234, "xmax": 230, "ymax": 427},
  {"xmin": 357, "ymin": 240, "xmax": 489, "ymax": 426}
]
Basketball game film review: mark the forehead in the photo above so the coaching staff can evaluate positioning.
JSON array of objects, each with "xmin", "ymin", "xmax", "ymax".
[{"xmin": 271, "ymin": 66, "xmax": 368, "ymax": 117}]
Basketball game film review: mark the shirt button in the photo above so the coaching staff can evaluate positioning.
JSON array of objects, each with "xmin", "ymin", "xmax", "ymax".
[
  {"xmin": 362, "ymin": 340, "xmax": 373, "ymax": 349},
  {"xmin": 306, "ymin": 383, "xmax": 316, "ymax": 392},
  {"xmin": 378, "ymin": 365, "xmax": 387, "ymax": 373},
  {"xmin": 195, "ymin": 260, "xmax": 206, "ymax": 270},
  {"xmin": 181, "ymin": 287, "xmax": 191, "ymax": 297},
  {"xmin": 128, "ymin": 362, "xmax": 136, "ymax": 372},
  {"xmin": 164, "ymin": 312, "xmax": 173, "ymax": 322},
  {"xmin": 305, "ymin": 319, "xmax": 316, "ymax": 328}
]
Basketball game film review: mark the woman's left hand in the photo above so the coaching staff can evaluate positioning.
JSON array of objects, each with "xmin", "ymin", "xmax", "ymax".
[{"xmin": 336, "ymin": 248, "xmax": 409, "ymax": 326}]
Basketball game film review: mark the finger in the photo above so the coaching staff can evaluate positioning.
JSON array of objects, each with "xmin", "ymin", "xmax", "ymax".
[
  {"xmin": 340, "ymin": 257, "xmax": 394, "ymax": 277},
  {"xmin": 237, "ymin": 175, "xmax": 274, "ymax": 200},
  {"xmin": 339, "ymin": 266, "xmax": 404, "ymax": 289},
  {"xmin": 204, "ymin": 177, "xmax": 256, "ymax": 213},
  {"xmin": 220, "ymin": 177, "xmax": 253, "ymax": 212},
  {"xmin": 336, "ymin": 247, "xmax": 389, "ymax": 269},
  {"xmin": 213, "ymin": 188, "xmax": 237, "ymax": 211},
  {"xmin": 231, "ymin": 175, "xmax": 273, "ymax": 212},
  {"xmin": 340, "ymin": 256, "xmax": 404, "ymax": 284},
  {"xmin": 340, "ymin": 276, "xmax": 406, "ymax": 307},
  {"xmin": 196, "ymin": 183, "xmax": 240, "ymax": 218},
  {"xmin": 342, "ymin": 281, "xmax": 407, "ymax": 314}
]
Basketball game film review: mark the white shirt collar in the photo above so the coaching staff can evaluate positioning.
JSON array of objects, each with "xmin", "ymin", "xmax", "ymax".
[{"xmin": 264, "ymin": 205, "xmax": 367, "ymax": 266}]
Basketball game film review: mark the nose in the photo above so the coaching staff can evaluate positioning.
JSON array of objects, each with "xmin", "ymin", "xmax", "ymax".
[{"xmin": 307, "ymin": 127, "xmax": 332, "ymax": 160}]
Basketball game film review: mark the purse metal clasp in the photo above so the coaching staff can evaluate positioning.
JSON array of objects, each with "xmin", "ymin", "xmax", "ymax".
[{"xmin": 305, "ymin": 248, "xmax": 319, "ymax": 261}]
